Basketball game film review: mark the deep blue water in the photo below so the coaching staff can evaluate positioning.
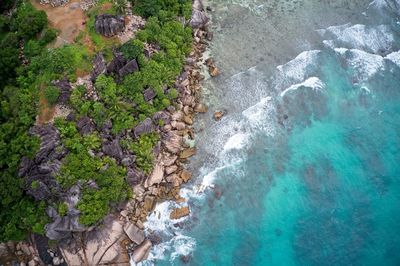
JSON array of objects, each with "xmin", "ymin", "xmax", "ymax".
[{"xmin": 140, "ymin": 1, "xmax": 400, "ymax": 265}]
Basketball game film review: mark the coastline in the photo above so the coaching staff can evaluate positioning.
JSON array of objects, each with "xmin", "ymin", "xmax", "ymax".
[{"xmin": 0, "ymin": 0, "xmax": 214, "ymax": 265}]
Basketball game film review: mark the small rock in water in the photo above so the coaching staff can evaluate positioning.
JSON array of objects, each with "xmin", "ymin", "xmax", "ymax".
[
  {"xmin": 209, "ymin": 65, "xmax": 220, "ymax": 77},
  {"xmin": 214, "ymin": 111, "xmax": 224, "ymax": 120},
  {"xmin": 194, "ymin": 103, "xmax": 208, "ymax": 113},
  {"xmin": 170, "ymin": 206, "xmax": 190, "ymax": 219}
]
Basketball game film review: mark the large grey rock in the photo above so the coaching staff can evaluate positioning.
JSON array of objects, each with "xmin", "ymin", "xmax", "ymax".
[
  {"xmin": 107, "ymin": 51, "xmax": 127, "ymax": 74},
  {"xmin": 189, "ymin": 10, "xmax": 209, "ymax": 29},
  {"xmin": 144, "ymin": 88, "xmax": 156, "ymax": 102},
  {"xmin": 102, "ymin": 139, "xmax": 123, "ymax": 161},
  {"xmin": 76, "ymin": 116, "xmax": 95, "ymax": 135},
  {"xmin": 91, "ymin": 53, "xmax": 107, "ymax": 81},
  {"xmin": 95, "ymin": 14, "xmax": 125, "ymax": 37},
  {"xmin": 118, "ymin": 59, "xmax": 139, "ymax": 77},
  {"xmin": 124, "ymin": 222, "xmax": 144, "ymax": 245},
  {"xmin": 134, "ymin": 118, "xmax": 155, "ymax": 137},
  {"xmin": 127, "ymin": 167, "xmax": 145, "ymax": 186},
  {"xmin": 52, "ymin": 77, "xmax": 71, "ymax": 104}
]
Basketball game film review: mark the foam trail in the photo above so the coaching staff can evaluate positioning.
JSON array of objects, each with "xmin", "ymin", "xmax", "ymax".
[{"xmin": 280, "ymin": 77, "xmax": 325, "ymax": 97}]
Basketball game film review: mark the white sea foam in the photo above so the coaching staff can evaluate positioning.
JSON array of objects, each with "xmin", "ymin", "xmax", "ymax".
[
  {"xmin": 368, "ymin": 0, "xmax": 400, "ymax": 16},
  {"xmin": 276, "ymin": 50, "xmax": 321, "ymax": 83},
  {"xmin": 280, "ymin": 77, "xmax": 325, "ymax": 97},
  {"xmin": 223, "ymin": 133, "xmax": 248, "ymax": 152},
  {"xmin": 321, "ymin": 24, "xmax": 394, "ymax": 54},
  {"xmin": 335, "ymin": 48, "xmax": 384, "ymax": 81},
  {"xmin": 385, "ymin": 51, "xmax": 400, "ymax": 66},
  {"xmin": 242, "ymin": 96, "xmax": 276, "ymax": 136}
]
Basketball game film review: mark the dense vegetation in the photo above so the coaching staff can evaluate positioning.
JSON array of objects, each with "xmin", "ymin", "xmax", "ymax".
[{"xmin": 0, "ymin": 0, "xmax": 193, "ymax": 241}]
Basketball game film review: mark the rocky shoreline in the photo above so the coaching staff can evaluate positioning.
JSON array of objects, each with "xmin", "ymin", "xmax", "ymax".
[{"xmin": 0, "ymin": 0, "xmax": 217, "ymax": 265}]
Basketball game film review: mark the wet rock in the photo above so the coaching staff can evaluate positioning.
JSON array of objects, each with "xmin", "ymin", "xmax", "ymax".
[
  {"xmin": 183, "ymin": 115, "xmax": 193, "ymax": 125},
  {"xmin": 95, "ymin": 14, "xmax": 125, "ymax": 37},
  {"xmin": 91, "ymin": 53, "xmax": 107, "ymax": 81},
  {"xmin": 118, "ymin": 59, "xmax": 139, "ymax": 77},
  {"xmin": 170, "ymin": 206, "xmax": 190, "ymax": 219},
  {"xmin": 206, "ymin": 31, "xmax": 214, "ymax": 41},
  {"xmin": 180, "ymin": 169, "xmax": 192, "ymax": 183},
  {"xmin": 166, "ymin": 174, "xmax": 180, "ymax": 187},
  {"xmin": 180, "ymin": 254, "xmax": 192, "ymax": 264},
  {"xmin": 134, "ymin": 118, "xmax": 155, "ymax": 137},
  {"xmin": 131, "ymin": 239, "xmax": 152, "ymax": 263},
  {"xmin": 143, "ymin": 88, "xmax": 156, "ymax": 102},
  {"xmin": 214, "ymin": 111, "xmax": 224, "ymax": 120},
  {"xmin": 124, "ymin": 222, "xmax": 144, "ymax": 245},
  {"xmin": 180, "ymin": 148, "xmax": 196, "ymax": 159},
  {"xmin": 143, "ymin": 196, "xmax": 155, "ymax": 212},
  {"xmin": 194, "ymin": 103, "xmax": 208, "ymax": 113},
  {"xmin": 190, "ymin": 10, "xmax": 209, "ymax": 29},
  {"xmin": 209, "ymin": 64, "xmax": 220, "ymax": 77}
]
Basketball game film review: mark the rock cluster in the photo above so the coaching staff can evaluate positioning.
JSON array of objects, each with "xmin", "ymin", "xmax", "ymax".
[
  {"xmin": 95, "ymin": 14, "xmax": 125, "ymax": 37},
  {"xmin": 91, "ymin": 50, "xmax": 140, "ymax": 81},
  {"xmin": 52, "ymin": 77, "xmax": 72, "ymax": 105}
]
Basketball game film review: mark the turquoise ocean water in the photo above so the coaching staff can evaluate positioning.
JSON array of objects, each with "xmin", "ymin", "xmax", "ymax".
[{"xmin": 138, "ymin": 1, "xmax": 400, "ymax": 265}]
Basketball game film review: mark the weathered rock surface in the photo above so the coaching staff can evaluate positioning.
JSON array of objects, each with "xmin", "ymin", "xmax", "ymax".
[
  {"xmin": 144, "ymin": 88, "xmax": 156, "ymax": 102},
  {"xmin": 60, "ymin": 216, "xmax": 129, "ymax": 265},
  {"xmin": 131, "ymin": 240, "xmax": 152, "ymax": 263},
  {"xmin": 52, "ymin": 77, "xmax": 72, "ymax": 104},
  {"xmin": 214, "ymin": 111, "xmax": 224, "ymax": 120},
  {"xmin": 127, "ymin": 167, "xmax": 145, "ymax": 186},
  {"xmin": 118, "ymin": 59, "xmax": 139, "ymax": 77},
  {"xmin": 180, "ymin": 148, "xmax": 196, "ymax": 159},
  {"xmin": 123, "ymin": 222, "xmax": 144, "ymax": 245},
  {"xmin": 145, "ymin": 162, "xmax": 164, "ymax": 187},
  {"xmin": 194, "ymin": 103, "xmax": 207, "ymax": 113},
  {"xmin": 95, "ymin": 14, "xmax": 125, "ymax": 37},
  {"xmin": 134, "ymin": 118, "xmax": 155, "ymax": 137},
  {"xmin": 170, "ymin": 206, "xmax": 190, "ymax": 219},
  {"xmin": 91, "ymin": 53, "xmax": 107, "ymax": 81},
  {"xmin": 180, "ymin": 169, "xmax": 192, "ymax": 183},
  {"xmin": 76, "ymin": 116, "xmax": 95, "ymax": 135},
  {"xmin": 102, "ymin": 139, "xmax": 123, "ymax": 161},
  {"xmin": 163, "ymin": 132, "xmax": 182, "ymax": 154},
  {"xmin": 190, "ymin": 10, "xmax": 209, "ymax": 29},
  {"xmin": 107, "ymin": 51, "xmax": 126, "ymax": 74}
]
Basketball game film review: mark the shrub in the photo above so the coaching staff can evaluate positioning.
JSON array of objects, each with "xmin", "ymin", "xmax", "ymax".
[
  {"xmin": 44, "ymin": 86, "xmax": 60, "ymax": 105},
  {"xmin": 58, "ymin": 202, "xmax": 68, "ymax": 217},
  {"xmin": 120, "ymin": 39, "xmax": 144, "ymax": 60}
]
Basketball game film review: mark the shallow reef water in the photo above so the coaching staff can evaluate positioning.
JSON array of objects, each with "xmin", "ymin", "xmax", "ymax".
[{"xmin": 138, "ymin": 0, "xmax": 400, "ymax": 265}]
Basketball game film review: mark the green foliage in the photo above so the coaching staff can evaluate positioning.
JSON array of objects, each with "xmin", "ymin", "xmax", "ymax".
[
  {"xmin": 44, "ymin": 86, "xmax": 60, "ymax": 105},
  {"xmin": 58, "ymin": 152, "xmax": 130, "ymax": 225},
  {"xmin": 12, "ymin": 2, "xmax": 47, "ymax": 40},
  {"xmin": 132, "ymin": 0, "xmax": 192, "ymax": 20},
  {"xmin": 126, "ymin": 133, "xmax": 160, "ymax": 174},
  {"xmin": 58, "ymin": 202, "xmax": 68, "ymax": 217},
  {"xmin": 114, "ymin": 0, "xmax": 127, "ymax": 15},
  {"xmin": 120, "ymin": 39, "xmax": 145, "ymax": 60}
]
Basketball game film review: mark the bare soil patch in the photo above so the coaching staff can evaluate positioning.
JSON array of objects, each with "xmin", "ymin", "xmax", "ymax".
[{"xmin": 31, "ymin": 0, "xmax": 87, "ymax": 47}]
